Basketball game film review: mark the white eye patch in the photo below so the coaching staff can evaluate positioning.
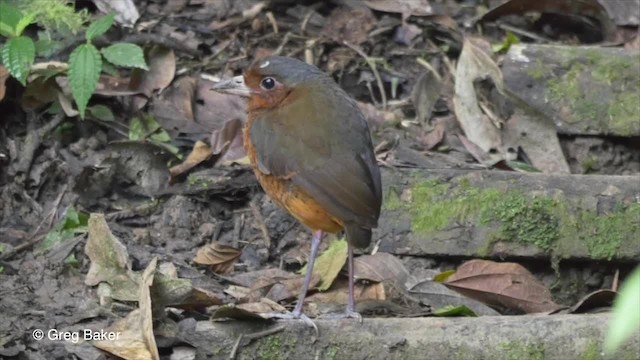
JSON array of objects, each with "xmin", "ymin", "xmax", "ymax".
[{"xmin": 259, "ymin": 60, "xmax": 270, "ymax": 68}]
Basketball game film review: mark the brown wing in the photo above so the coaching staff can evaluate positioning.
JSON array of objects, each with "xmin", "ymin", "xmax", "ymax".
[{"xmin": 249, "ymin": 84, "xmax": 382, "ymax": 235}]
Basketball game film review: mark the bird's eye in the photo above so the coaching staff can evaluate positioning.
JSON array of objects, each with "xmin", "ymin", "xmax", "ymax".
[{"xmin": 261, "ymin": 77, "xmax": 276, "ymax": 90}]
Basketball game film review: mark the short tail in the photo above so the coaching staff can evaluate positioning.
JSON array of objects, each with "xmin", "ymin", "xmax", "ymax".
[{"xmin": 345, "ymin": 223, "xmax": 372, "ymax": 249}]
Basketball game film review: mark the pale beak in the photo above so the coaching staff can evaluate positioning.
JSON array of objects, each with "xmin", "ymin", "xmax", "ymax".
[{"xmin": 211, "ymin": 75, "xmax": 251, "ymax": 97}]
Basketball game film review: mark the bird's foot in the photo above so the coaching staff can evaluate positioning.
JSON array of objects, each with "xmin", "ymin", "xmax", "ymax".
[
  {"xmin": 264, "ymin": 311, "xmax": 318, "ymax": 335},
  {"xmin": 319, "ymin": 308, "xmax": 363, "ymax": 323}
]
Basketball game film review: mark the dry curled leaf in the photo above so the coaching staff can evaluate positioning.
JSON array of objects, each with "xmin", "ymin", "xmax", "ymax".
[
  {"xmin": 194, "ymin": 242, "xmax": 242, "ymax": 274},
  {"xmin": 353, "ymin": 252, "xmax": 410, "ymax": 284},
  {"xmin": 92, "ymin": 258, "xmax": 159, "ymax": 360},
  {"xmin": 444, "ymin": 259, "xmax": 562, "ymax": 314},
  {"xmin": 169, "ymin": 140, "xmax": 212, "ymax": 180}
]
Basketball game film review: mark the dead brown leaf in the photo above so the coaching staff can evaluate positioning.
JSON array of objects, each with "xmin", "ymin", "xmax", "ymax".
[
  {"xmin": 0, "ymin": 65, "xmax": 9, "ymax": 101},
  {"xmin": 444, "ymin": 259, "xmax": 562, "ymax": 314},
  {"xmin": 306, "ymin": 278, "xmax": 385, "ymax": 307},
  {"xmin": 193, "ymin": 241, "xmax": 242, "ymax": 274},
  {"xmin": 453, "ymin": 37, "xmax": 503, "ymax": 155},
  {"xmin": 21, "ymin": 77, "xmax": 58, "ymax": 110},
  {"xmin": 210, "ymin": 118, "xmax": 246, "ymax": 164},
  {"xmin": 569, "ymin": 289, "xmax": 616, "ymax": 314},
  {"xmin": 92, "ymin": 258, "xmax": 159, "ymax": 360},
  {"xmin": 152, "ymin": 274, "xmax": 223, "ymax": 310},
  {"xmin": 169, "ymin": 140, "xmax": 213, "ymax": 180},
  {"xmin": 265, "ymin": 274, "xmax": 321, "ymax": 303},
  {"xmin": 84, "ymin": 213, "xmax": 138, "ymax": 300},
  {"xmin": 322, "ymin": 6, "xmax": 376, "ymax": 45},
  {"xmin": 127, "ymin": 45, "xmax": 176, "ymax": 110},
  {"xmin": 353, "ymin": 252, "xmax": 411, "ymax": 284},
  {"xmin": 418, "ymin": 125, "xmax": 445, "ymax": 150},
  {"xmin": 210, "ymin": 298, "xmax": 286, "ymax": 320},
  {"xmin": 412, "ymin": 68, "xmax": 442, "ymax": 124}
]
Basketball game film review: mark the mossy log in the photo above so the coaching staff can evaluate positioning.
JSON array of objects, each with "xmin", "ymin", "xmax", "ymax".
[
  {"xmin": 187, "ymin": 314, "xmax": 636, "ymax": 359},
  {"xmin": 503, "ymin": 44, "xmax": 640, "ymax": 137},
  {"xmin": 377, "ymin": 168, "xmax": 640, "ymax": 262}
]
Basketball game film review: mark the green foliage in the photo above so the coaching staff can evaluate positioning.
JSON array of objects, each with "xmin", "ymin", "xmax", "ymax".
[
  {"xmin": 40, "ymin": 207, "xmax": 89, "ymax": 250},
  {"xmin": 1, "ymin": 35, "xmax": 36, "ymax": 85},
  {"xmin": 101, "ymin": 43, "xmax": 148, "ymax": 70},
  {"xmin": 0, "ymin": 2, "xmax": 24, "ymax": 37},
  {"xmin": 88, "ymin": 104, "xmax": 115, "ymax": 121},
  {"xmin": 493, "ymin": 32, "xmax": 520, "ymax": 53},
  {"xmin": 85, "ymin": 12, "xmax": 115, "ymax": 41},
  {"xmin": 17, "ymin": 0, "xmax": 88, "ymax": 35},
  {"xmin": 68, "ymin": 43, "xmax": 102, "ymax": 118},
  {"xmin": 129, "ymin": 114, "xmax": 180, "ymax": 156},
  {"xmin": 605, "ymin": 266, "xmax": 640, "ymax": 354},
  {"xmin": 0, "ymin": 4, "xmax": 148, "ymax": 121}
]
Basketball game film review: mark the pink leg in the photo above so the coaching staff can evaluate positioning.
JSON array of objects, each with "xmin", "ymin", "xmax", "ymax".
[
  {"xmin": 292, "ymin": 230, "xmax": 323, "ymax": 316},
  {"xmin": 267, "ymin": 230, "xmax": 323, "ymax": 333},
  {"xmin": 321, "ymin": 242, "xmax": 362, "ymax": 321}
]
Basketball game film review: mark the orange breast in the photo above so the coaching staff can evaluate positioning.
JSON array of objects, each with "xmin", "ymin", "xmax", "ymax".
[{"xmin": 243, "ymin": 120, "xmax": 342, "ymax": 233}]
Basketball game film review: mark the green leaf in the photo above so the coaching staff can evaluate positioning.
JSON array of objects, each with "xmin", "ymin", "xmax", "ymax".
[
  {"xmin": 68, "ymin": 43, "xmax": 102, "ymax": 118},
  {"xmin": 492, "ymin": 32, "xmax": 520, "ymax": 53},
  {"xmin": 433, "ymin": 305, "xmax": 477, "ymax": 317},
  {"xmin": 88, "ymin": 104, "xmax": 115, "ymax": 121},
  {"xmin": 433, "ymin": 270, "xmax": 456, "ymax": 283},
  {"xmin": 129, "ymin": 114, "xmax": 170, "ymax": 142},
  {"xmin": 605, "ymin": 266, "xmax": 640, "ymax": 354},
  {"xmin": 300, "ymin": 238, "xmax": 348, "ymax": 291},
  {"xmin": 101, "ymin": 43, "xmax": 148, "ymax": 70},
  {"xmin": 15, "ymin": 11, "xmax": 37, "ymax": 36},
  {"xmin": 1, "ymin": 36, "xmax": 35, "ymax": 86},
  {"xmin": 0, "ymin": 2, "xmax": 22, "ymax": 37},
  {"xmin": 85, "ymin": 12, "xmax": 115, "ymax": 41},
  {"xmin": 40, "ymin": 207, "xmax": 89, "ymax": 250}
]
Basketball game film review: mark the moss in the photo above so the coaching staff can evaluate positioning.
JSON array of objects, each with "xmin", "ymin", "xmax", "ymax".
[
  {"xmin": 325, "ymin": 345, "xmax": 339, "ymax": 360},
  {"xmin": 403, "ymin": 176, "xmax": 636, "ymax": 260},
  {"xmin": 409, "ymin": 178, "xmax": 559, "ymax": 251},
  {"xmin": 410, "ymin": 179, "xmax": 502, "ymax": 235},
  {"xmin": 527, "ymin": 58, "xmax": 547, "ymax": 80},
  {"xmin": 608, "ymin": 92, "xmax": 640, "ymax": 136},
  {"xmin": 499, "ymin": 341, "xmax": 545, "ymax": 360},
  {"xmin": 482, "ymin": 193, "xmax": 559, "ymax": 251},
  {"xmin": 581, "ymin": 155, "xmax": 599, "ymax": 173},
  {"xmin": 573, "ymin": 204, "xmax": 639, "ymax": 260},
  {"xmin": 383, "ymin": 187, "xmax": 403, "ymax": 210},
  {"xmin": 579, "ymin": 340, "xmax": 601, "ymax": 360},
  {"xmin": 544, "ymin": 48, "xmax": 640, "ymax": 136},
  {"xmin": 256, "ymin": 335, "xmax": 284, "ymax": 360}
]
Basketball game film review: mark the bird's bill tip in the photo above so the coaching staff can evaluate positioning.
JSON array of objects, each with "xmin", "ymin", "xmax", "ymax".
[{"xmin": 211, "ymin": 75, "xmax": 251, "ymax": 97}]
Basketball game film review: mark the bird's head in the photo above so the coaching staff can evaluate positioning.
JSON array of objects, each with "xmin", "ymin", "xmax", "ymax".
[{"xmin": 212, "ymin": 56, "xmax": 329, "ymax": 113}]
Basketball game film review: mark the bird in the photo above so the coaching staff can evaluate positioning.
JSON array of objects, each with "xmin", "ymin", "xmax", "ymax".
[{"xmin": 212, "ymin": 56, "xmax": 382, "ymax": 328}]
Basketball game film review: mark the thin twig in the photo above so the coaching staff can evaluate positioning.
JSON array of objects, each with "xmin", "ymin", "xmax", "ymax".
[
  {"xmin": 611, "ymin": 269, "xmax": 620, "ymax": 292},
  {"xmin": 343, "ymin": 41, "xmax": 387, "ymax": 109},
  {"xmin": 266, "ymin": 11, "xmax": 278, "ymax": 34},
  {"xmin": 274, "ymin": 32, "xmax": 292, "ymax": 56},
  {"xmin": 497, "ymin": 22, "xmax": 554, "ymax": 43},
  {"xmin": 229, "ymin": 325, "xmax": 286, "ymax": 360},
  {"xmin": 250, "ymin": 200, "xmax": 271, "ymax": 249}
]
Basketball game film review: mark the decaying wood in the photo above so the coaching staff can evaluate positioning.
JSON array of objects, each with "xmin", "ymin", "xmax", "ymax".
[
  {"xmin": 184, "ymin": 314, "xmax": 635, "ymax": 359},
  {"xmin": 377, "ymin": 167, "xmax": 640, "ymax": 262}
]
